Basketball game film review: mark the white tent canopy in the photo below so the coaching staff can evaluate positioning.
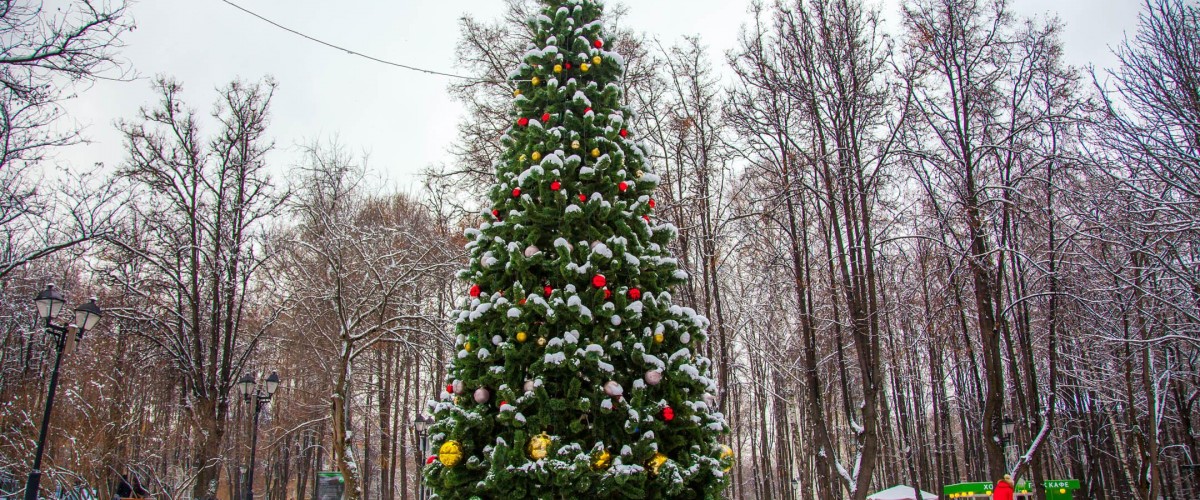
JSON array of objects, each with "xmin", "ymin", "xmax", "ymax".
[{"xmin": 866, "ymin": 485, "xmax": 938, "ymax": 500}]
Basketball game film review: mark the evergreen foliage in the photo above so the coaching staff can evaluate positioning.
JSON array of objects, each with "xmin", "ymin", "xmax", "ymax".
[{"xmin": 423, "ymin": 1, "xmax": 731, "ymax": 498}]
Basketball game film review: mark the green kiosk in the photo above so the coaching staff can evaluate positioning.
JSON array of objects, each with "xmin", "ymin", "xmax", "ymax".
[{"xmin": 944, "ymin": 479, "xmax": 1079, "ymax": 499}]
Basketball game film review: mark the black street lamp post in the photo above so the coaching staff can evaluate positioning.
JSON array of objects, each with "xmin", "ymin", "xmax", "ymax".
[
  {"xmin": 1000, "ymin": 416, "xmax": 1015, "ymax": 471},
  {"xmin": 236, "ymin": 371, "xmax": 279, "ymax": 500},
  {"xmin": 24, "ymin": 285, "xmax": 102, "ymax": 500},
  {"xmin": 414, "ymin": 414, "xmax": 433, "ymax": 500}
]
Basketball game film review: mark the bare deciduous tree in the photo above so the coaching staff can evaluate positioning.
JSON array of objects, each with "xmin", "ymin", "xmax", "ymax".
[
  {"xmin": 107, "ymin": 76, "xmax": 284, "ymax": 499},
  {"xmin": 279, "ymin": 140, "xmax": 457, "ymax": 500},
  {"xmin": 0, "ymin": 0, "xmax": 132, "ymax": 278}
]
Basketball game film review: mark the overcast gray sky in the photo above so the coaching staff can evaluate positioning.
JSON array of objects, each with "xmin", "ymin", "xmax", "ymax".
[{"xmin": 57, "ymin": 0, "xmax": 1143, "ymax": 190}]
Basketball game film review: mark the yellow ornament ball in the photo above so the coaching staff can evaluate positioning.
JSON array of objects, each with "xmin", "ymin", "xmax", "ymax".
[
  {"xmin": 528, "ymin": 433, "xmax": 552, "ymax": 460},
  {"xmin": 591, "ymin": 148, "xmax": 601, "ymax": 158},
  {"xmin": 513, "ymin": 88, "xmax": 522, "ymax": 97},
  {"xmin": 593, "ymin": 55, "xmax": 602, "ymax": 65},
  {"xmin": 592, "ymin": 449, "xmax": 612, "ymax": 470},
  {"xmin": 648, "ymin": 453, "xmax": 668, "ymax": 475},
  {"xmin": 519, "ymin": 154, "xmax": 527, "ymax": 162},
  {"xmin": 719, "ymin": 445, "xmax": 734, "ymax": 472},
  {"xmin": 464, "ymin": 341, "xmax": 473, "ymax": 352},
  {"xmin": 581, "ymin": 63, "xmax": 591, "ymax": 72},
  {"xmin": 537, "ymin": 336, "xmax": 547, "ymax": 346},
  {"xmin": 438, "ymin": 440, "xmax": 464, "ymax": 468},
  {"xmin": 653, "ymin": 333, "xmax": 664, "ymax": 344},
  {"xmin": 571, "ymin": 140, "xmax": 581, "ymax": 149},
  {"xmin": 531, "ymin": 76, "xmax": 541, "ymax": 86},
  {"xmin": 532, "ymin": 151, "xmax": 542, "ymax": 161},
  {"xmin": 516, "ymin": 331, "xmax": 528, "ymax": 343},
  {"xmin": 553, "ymin": 64, "xmax": 563, "ymax": 73}
]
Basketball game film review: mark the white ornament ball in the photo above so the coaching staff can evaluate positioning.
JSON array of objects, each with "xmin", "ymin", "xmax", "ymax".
[
  {"xmin": 452, "ymin": 380, "xmax": 465, "ymax": 394},
  {"xmin": 474, "ymin": 387, "xmax": 491, "ymax": 404},
  {"xmin": 524, "ymin": 379, "xmax": 535, "ymax": 393},
  {"xmin": 680, "ymin": 332, "xmax": 691, "ymax": 344},
  {"xmin": 603, "ymin": 381, "xmax": 624, "ymax": 397},
  {"xmin": 644, "ymin": 370, "xmax": 663, "ymax": 386},
  {"xmin": 492, "ymin": 335, "xmax": 503, "ymax": 345},
  {"xmin": 524, "ymin": 245, "xmax": 541, "ymax": 257}
]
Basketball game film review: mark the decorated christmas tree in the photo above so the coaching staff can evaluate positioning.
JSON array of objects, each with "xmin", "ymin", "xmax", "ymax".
[{"xmin": 423, "ymin": 0, "xmax": 732, "ymax": 497}]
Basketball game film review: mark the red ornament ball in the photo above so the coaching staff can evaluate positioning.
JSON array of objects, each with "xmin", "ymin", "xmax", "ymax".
[
  {"xmin": 604, "ymin": 288, "xmax": 612, "ymax": 300},
  {"xmin": 550, "ymin": 180, "xmax": 561, "ymax": 191},
  {"xmin": 620, "ymin": 129, "xmax": 629, "ymax": 137},
  {"xmin": 512, "ymin": 187, "xmax": 522, "ymax": 197},
  {"xmin": 492, "ymin": 209, "xmax": 501, "ymax": 218},
  {"xmin": 643, "ymin": 215, "xmax": 651, "ymax": 223},
  {"xmin": 618, "ymin": 181, "xmax": 629, "ymax": 192},
  {"xmin": 469, "ymin": 284, "xmax": 481, "ymax": 297},
  {"xmin": 544, "ymin": 285, "xmax": 554, "ymax": 297},
  {"xmin": 426, "ymin": 455, "xmax": 437, "ymax": 465},
  {"xmin": 579, "ymin": 193, "xmax": 588, "ymax": 202},
  {"xmin": 542, "ymin": 112, "xmax": 551, "ymax": 123},
  {"xmin": 594, "ymin": 39, "xmax": 604, "ymax": 48},
  {"xmin": 662, "ymin": 406, "xmax": 675, "ymax": 421},
  {"xmin": 518, "ymin": 117, "xmax": 529, "ymax": 127},
  {"xmin": 648, "ymin": 199, "xmax": 656, "ymax": 208},
  {"xmin": 446, "ymin": 384, "xmax": 454, "ymax": 393},
  {"xmin": 629, "ymin": 288, "xmax": 641, "ymax": 300},
  {"xmin": 584, "ymin": 107, "xmax": 593, "ymax": 114},
  {"xmin": 592, "ymin": 274, "xmax": 607, "ymax": 288},
  {"xmin": 565, "ymin": 62, "xmax": 572, "ymax": 70}
]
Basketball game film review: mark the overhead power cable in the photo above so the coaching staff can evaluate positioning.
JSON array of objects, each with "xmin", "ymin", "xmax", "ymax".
[{"xmin": 218, "ymin": 0, "xmax": 484, "ymax": 81}]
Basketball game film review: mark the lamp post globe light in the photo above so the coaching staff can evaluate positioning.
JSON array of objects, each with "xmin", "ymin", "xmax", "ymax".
[
  {"xmin": 24, "ymin": 285, "xmax": 102, "ymax": 500},
  {"xmin": 237, "ymin": 371, "xmax": 280, "ymax": 500},
  {"xmin": 1000, "ymin": 415, "xmax": 1015, "ymax": 470},
  {"xmin": 414, "ymin": 414, "xmax": 433, "ymax": 500}
]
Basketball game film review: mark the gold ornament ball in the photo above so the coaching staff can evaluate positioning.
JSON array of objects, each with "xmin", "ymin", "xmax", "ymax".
[
  {"xmin": 513, "ymin": 89, "xmax": 522, "ymax": 96},
  {"xmin": 553, "ymin": 64, "xmax": 563, "ymax": 73},
  {"xmin": 591, "ymin": 148, "xmax": 601, "ymax": 158},
  {"xmin": 593, "ymin": 55, "xmax": 602, "ymax": 64},
  {"xmin": 438, "ymin": 440, "xmax": 464, "ymax": 468},
  {"xmin": 581, "ymin": 63, "xmax": 591, "ymax": 72},
  {"xmin": 537, "ymin": 336, "xmax": 547, "ymax": 346},
  {"xmin": 648, "ymin": 453, "xmax": 668, "ymax": 475},
  {"xmin": 653, "ymin": 333, "xmax": 664, "ymax": 344},
  {"xmin": 464, "ymin": 341, "xmax": 473, "ymax": 352},
  {"xmin": 719, "ymin": 445, "xmax": 735, "ymax": 472},
  {"xmin": 571, "ymin": 140, "xmax": 580, "ymax": 149},
  {"xmin": 592, "ymin": 449, "xmax": 612, "ymax": 470},
  {"xmin": 516, "ymin": 331, "xmax": 528, "ymax": 343},
  {"xmin": 532, "ymin": 151, "xmax": 542, "ymax": 161},
  {"xmin": 528, "ymin": 433, "xmax": 552, "ymax": 460},
  {"xmin": 635, "ymin": 170, "xmax": 644, "ymax": 178},
  {"xmin": 531, "ymin": 76, "xmax": 541, "ymax": 86}
]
